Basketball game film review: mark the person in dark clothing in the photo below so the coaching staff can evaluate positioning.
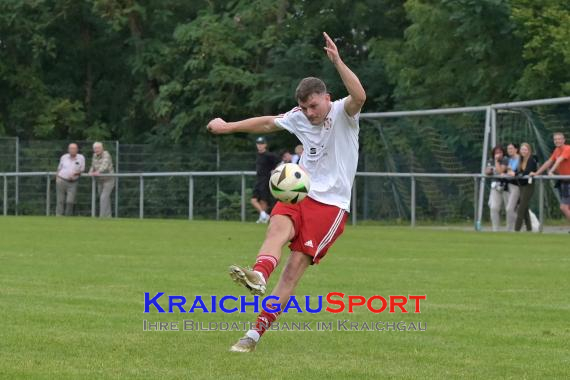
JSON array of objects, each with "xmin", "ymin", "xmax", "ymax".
[
  {"xmin": 252, "ymin": 136, "xmax": 280, "ymax": 223},
  {"xmin": 512, "ymin": 142, "xmax": 538, "ymax": 232}
]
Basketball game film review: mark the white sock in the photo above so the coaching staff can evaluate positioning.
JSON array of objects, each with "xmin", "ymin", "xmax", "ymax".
[
  {"xmin": 260, "ymin": 211, "xmax": 268, "ymax": 219},
  {"xmin": 246, "ymin": 329, "xmax": 260, "ymax": 342},
  {"xmin": 253, "ymin": 270, "xmax": 266, "ymax": 284}
]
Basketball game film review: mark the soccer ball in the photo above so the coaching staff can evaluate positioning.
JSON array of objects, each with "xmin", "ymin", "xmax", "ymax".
[{"xmin": 269, "ymin": 163, "xmax": 310, "ymax": 204}]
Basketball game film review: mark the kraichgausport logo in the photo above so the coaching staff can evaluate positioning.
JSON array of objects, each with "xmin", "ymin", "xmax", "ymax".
[{"xmin": 144, "ymin": 292, "xmax": 426, "ymax": 314}]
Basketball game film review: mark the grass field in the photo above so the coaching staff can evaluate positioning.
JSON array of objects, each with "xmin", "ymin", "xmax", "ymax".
[{"xmin": 0, "ymin": 217, "xmax": 568, "ymax": 379}]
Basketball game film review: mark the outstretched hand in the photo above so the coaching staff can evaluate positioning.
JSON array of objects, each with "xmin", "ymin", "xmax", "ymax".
[
  {"xmin": 207, "ymin": 118, "xmax": 228, "ymax": 134},
  {"xmin": 323, "ymin": 32, "xmax": 341, "ymax": 65}
]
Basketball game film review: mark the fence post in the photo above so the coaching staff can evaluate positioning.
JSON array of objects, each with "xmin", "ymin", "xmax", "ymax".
[
  {"xmin": 91, "ymin": 176, "xmax": 96, "ymax": 217},
  {"xmin": 473, "ymin": 177, "xmax": 479, "ymax": 227},
  {"xmin": 351, "ymin": 179, "xmax": 357, "ymax": 225},
  {"xmin": 241, "ymin": 173, "xmax": 246, "ymax": 222},
  {"xmin": 15, "ymin": 137, "xmax": 19, "ymax": 215},
  {"xmin": 115, "ymin": 140, "xmax": 119, "ymax": 218},
  {"xmin": 46, "ymin": 174, "xmax": 50, "ymax": 216},
  {"xmin": 538, "ymin": 177, "xmax": 544, "ymax": 233},
  {"xmin": 476, "ymin": 106, "xmax": 492, "ymax": 231},
  {"xmin": 139, "ymin": 175, "xmax": 144, "ymax": 219},
  {"xmin": 490, "ymin": 108, "xmax": 497, "ymax": 149},
  {"xmin": 3, "ymin": 175, "xmax": 7, "ymax": 216},
  {"xmin": 410, "ymin": 176, "xmax": 416, "ymax": 227},
  {"xmin": 188, "ymin": 175, "xmax": 194, "ymax": 220}
]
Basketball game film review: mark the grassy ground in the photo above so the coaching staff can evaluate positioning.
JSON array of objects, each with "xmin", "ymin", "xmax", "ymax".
[{"xmin": 0, "ymin": 217, "xmax": 568, "ymax": 379}]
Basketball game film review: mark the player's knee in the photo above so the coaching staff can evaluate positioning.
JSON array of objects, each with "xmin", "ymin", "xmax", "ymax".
[
  {"xmin": 266, "ymin": 217, "xmax": 293, "ymax": 241},
  {"xmin": 280, "ymin": 253, "xmax": 309, "ymax": 285},
  {"xmin": 279, "ymin": 268, "xmax": 297, "ymax": 286},
  {"xmin": 280, "ymin": 263, "xmax": 301, "ymax": 285}
]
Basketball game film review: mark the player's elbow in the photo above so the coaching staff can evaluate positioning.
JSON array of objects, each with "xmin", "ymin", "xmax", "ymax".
[
  {"xmin": 353, "ymin": 86, "xmax": 366, "ymax": 104},
  {"xmin": 353, "ymin": 92, "xmax": 366, "ymax": 108}
]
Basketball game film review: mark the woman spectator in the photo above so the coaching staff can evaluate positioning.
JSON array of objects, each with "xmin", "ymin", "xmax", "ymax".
[
  {"xmin": 513, "ymin": 143, "xmax": 538, "ymax": 232},
  {"xmin": 505, "ymin": 143, "xmax": 521, "ymax": 231},
  {"xmin": 486, "ymin": 145, "xmax": 509, "ymax": 231},
  {"xmin": 89, "ymin": 142, "xmax": 115, "ymax": 218}
]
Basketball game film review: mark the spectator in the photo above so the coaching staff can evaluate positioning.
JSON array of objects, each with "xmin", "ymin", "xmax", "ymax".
[
  {"xmin": 513, "ymin": 143, "xmax": 538, "ymax": 232},
  {"xmin": 504, "ymin": 143, "xmax": 521, "ymax": 231},
  {"xmin": 486, "ymin": 145, "xmax": 509, "ymax": 232},
  {"xmin": 89, "ymin": 142, "xmax": 115, "ymax": 218},
  {"xmin": 252, "ymin": 136, "xmax": 279, "ymax": 223},
  {"xmin": 280, "ymin": 150, "xmax": 293, "ymax": 165},
  {"xmin": 531, "ymin": 132, "xmax": 570, "ymax": 229},
  {"xmin": 55, "ymin": 143, "xmax": 85, "ymax": 216},
  {"xmin": 292, "ymin": 144, "xmax": 303, "ymax": 164}
]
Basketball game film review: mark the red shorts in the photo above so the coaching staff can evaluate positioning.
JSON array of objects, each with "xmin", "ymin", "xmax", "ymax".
[{"xmin": 271, "ymin": 197, "xmax": 348, "ymax": 264}]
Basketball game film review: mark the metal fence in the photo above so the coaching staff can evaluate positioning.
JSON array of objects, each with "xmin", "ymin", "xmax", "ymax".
[
  {"xmin": 1, "ymin": 95, "xmax": 569, "ymax": 227},
  {"xmin": 1, "ymin": 171, "xmax": 568, "ymax": 232}
]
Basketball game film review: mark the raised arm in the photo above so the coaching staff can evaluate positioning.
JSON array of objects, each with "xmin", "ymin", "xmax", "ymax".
[
  {"xmin": 207, "ymin": 116, "xmax": 281, "ymax": 135},
  {"xmin": 323, "ymin": 32, "xmax": 366, "ymax": 117}
]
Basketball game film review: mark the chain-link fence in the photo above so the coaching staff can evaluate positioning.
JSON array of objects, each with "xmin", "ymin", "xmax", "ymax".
[{"xmin": 1, "ymin": 96, "xmax": 570, "ymax": 228}]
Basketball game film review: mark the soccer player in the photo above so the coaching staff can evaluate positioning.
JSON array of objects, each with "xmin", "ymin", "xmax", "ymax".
[{"xmin": 207, "ymin": 32, "xmax": 366, "ymax": 352}]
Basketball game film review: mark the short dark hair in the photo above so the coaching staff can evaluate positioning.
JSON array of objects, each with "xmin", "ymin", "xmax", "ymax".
[
  {"xmin": 491, "ymin": 145, "xmax": 505, "ymax": 157},
  {"xmin": 295, "ymin": 77, "xmax": 327, "ymax": 102}
]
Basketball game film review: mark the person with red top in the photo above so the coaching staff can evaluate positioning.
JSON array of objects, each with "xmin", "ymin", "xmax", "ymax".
[{"xmin": 531, "ymin": 132, "xmax": 570, "ymax": 227}]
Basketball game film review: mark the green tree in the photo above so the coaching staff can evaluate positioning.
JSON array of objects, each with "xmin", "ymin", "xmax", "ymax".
[
  {"xmin": 511, "ymin": 0, "xmax": 570, "ymax": 98},
  {"xmin": 375, "ymin": 0, "xmax": 523, "ymax": 109}
]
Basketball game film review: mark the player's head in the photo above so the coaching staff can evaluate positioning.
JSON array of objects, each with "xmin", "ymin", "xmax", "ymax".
[
  {"xmin": 294, "ymin": 144, "xmax": 303, "ymax": 156},
  {"xmin": 553, "ymin": 132, "xmax": 565, "ymax": 147},
  {"xmin": 68, "ymin": 143, "xmax": 79, "ymax": 156},
  {"xmin": 93, "ymin": 142, "xmax": 104, "ymax": 155},
  {"xmin": 255, "ymin": 136, "xmax": 267, "ymax": 153},
  {"xmin": 295, "ymin": 77, "xmax": 331, "ymax": 126}
]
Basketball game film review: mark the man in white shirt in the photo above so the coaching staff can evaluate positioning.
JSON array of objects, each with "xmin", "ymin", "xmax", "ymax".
[
  {"xmin": 56, "ymin": 143, "xmax": 85, "ymax": 216},
  {"xmin": 207, "ymin": 32, "xmax": 365, "ymax": 352}
]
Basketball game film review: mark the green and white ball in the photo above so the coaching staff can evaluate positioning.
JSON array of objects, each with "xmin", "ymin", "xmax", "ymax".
[{"xmin": 269, "ymin": 163, "xmax": 310, "ymax": 204}]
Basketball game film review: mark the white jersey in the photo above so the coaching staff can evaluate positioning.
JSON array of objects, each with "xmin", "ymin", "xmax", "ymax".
[{"xmin": 274, "ymin": 97, "xmax": 359, "ymax": 211}]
